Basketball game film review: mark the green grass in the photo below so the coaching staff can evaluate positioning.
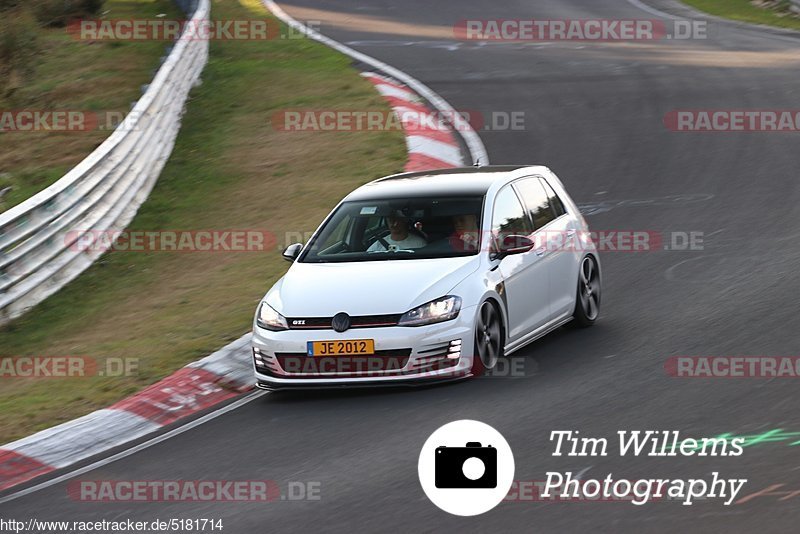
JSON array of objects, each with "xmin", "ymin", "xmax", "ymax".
[
  {"xmin": 682, "ymin": 0, "xmax": 800, "ymax": 30},
  {"xmin": 0, "ymin": 0, "xmax": 183, "ymax": 211},
  {"xmin": 0, "ymin": 0, "xmax": 406, "ymax": 443}
]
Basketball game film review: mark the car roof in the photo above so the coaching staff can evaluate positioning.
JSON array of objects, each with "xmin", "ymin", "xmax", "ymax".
[{"xmin": 343, "ymin": 165, "xmax": 550, "ymax": 201}]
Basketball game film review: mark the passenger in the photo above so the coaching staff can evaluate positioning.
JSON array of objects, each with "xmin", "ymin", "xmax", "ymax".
[{"xmin": 451, "ymin": 213, "xmax": 480, "ymax": 251}]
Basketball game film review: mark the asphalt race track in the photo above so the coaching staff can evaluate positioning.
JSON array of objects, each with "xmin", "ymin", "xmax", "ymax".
[{"xmin": 3, "ymin": 0, "xmax": 800, "ymax": 531}]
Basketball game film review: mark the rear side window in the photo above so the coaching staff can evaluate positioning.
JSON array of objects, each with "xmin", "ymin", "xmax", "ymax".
[
  {"xmin": 514, "ymin": 178, "xmax": 555, "ymax": 229},
  {"xmin": 492, "ymin": 185, "xmax": 532, "ymax": 237},
  {"xmin": 540, "ymin": 178, "xmax": 566, "ymax": 217}
]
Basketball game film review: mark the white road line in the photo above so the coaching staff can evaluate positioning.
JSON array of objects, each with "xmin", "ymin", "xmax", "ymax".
[
  {"xmin": 264, "ymin": 0, "xmax": 489, "ymax": 166},
  {"xmin": 0, "ymin": 390, "xmax": 268, "ymax": 505}
]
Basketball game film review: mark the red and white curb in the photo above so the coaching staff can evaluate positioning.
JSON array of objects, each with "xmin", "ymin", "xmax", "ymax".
[
  {"xmin": 0, "ymin": 333, "xmax": 253, "ymax": 492},
  {"xmin": 361, "ymin": 72, "xmax": 464, "ymax": 171}
]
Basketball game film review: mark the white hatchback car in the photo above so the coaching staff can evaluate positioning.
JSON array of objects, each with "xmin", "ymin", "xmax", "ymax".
[{"xmin": 252, "ymin": 166, "xmax": 600, "ymax": 389}]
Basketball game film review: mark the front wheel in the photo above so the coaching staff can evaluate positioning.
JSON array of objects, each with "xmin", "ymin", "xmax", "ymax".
[
  {"xmin": 472, "ymin": 301, "xmax": 503, "ymax": 376},
  {"xmin": 572, "ymin": 255, "xmax": 601, "ymax": 327}
]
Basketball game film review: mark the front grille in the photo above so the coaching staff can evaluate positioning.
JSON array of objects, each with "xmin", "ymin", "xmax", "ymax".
[
  {"xmin": 272, "ymin": 349, "xmax": 411, "ymax": 377},
  {"xmin": 286, "ymin": 314, "xmax": 402, "ymax": 330}
]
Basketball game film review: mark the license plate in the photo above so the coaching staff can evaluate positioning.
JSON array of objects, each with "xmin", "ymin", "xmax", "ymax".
[{"xmin": 307, "ymin": 340, "xmax": 375, "ymax": 356}]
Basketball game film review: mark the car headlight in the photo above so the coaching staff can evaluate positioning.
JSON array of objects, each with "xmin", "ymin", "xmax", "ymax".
[
  {"xmin": 398, "ymin": 296, "xmax": 462, "ymax": 327},
  {"xmin": 257, "ymin": 302, "xmax": 288, "ymax": 331}
]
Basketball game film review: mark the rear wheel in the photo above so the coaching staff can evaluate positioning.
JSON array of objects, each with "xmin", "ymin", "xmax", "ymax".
[
  {"xmin": 472, "ymin": 301, "xmax": 503, "ymax": 376},
  {"xmin": 572, "ymin": 255, "xmax": 600, "ymax": 327}
]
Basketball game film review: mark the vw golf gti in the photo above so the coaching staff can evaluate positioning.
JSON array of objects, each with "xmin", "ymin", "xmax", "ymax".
[{"xmin": 252, "ymin": 165, "xmax": 601, "ymax": 388}]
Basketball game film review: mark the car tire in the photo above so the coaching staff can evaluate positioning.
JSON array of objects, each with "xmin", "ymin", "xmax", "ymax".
[
  {"xmin": 472, "ymin": 300, "xmax": 504, "ymax": 376},
  {"xmin": 572, "ymin": 255, "xmax": 601, "ymax": 327}
]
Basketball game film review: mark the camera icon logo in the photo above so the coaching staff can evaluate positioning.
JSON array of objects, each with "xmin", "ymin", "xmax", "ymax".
[
  {"xmin": 418, "ymin": 420, "xmax": 515, "ymax": 516},
  {"xmin": 435, "ymin": 442, "xmax": 497, "ymax": 489}
]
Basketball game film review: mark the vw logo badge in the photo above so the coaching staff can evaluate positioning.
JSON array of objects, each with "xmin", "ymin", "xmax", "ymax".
[{"xmin": 331, "ymin": 312, "xmax": 351, "ymax": 333}]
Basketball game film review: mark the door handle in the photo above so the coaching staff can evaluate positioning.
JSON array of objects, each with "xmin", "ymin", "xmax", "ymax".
[
  {"xmin": 566, "ymin": 229, "xmax": 576, "ymax": 239},
  {"xmin": 535, "ymin": 247, "xmax": 546, "ymax": 256}
]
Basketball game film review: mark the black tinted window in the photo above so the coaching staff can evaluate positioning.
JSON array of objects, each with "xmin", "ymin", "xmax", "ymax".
[{"xmin": 515, "ymin": 178, "xmax": 555, "ymax": 229}]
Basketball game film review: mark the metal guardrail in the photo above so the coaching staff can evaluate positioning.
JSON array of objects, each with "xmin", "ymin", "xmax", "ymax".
[{"xmin": 0, "ymin": 0, "xmax": 210, "ymax": 325}]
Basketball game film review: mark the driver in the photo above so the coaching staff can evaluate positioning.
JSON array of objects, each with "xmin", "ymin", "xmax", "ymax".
[{"xmin": 368, "ymin": 213, "xmax": 426, "ymax": 252}]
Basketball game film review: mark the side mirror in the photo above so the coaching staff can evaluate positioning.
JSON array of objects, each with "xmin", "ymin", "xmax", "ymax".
[
  {"xmin": 491, "ymin": 235, "xmax": 534, "ymax": 260},
  {"xmin": 282, "ymin": 242, "xmax": 303, "ymax": 262}
]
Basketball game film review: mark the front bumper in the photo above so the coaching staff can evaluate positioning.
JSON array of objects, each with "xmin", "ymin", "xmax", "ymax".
[{"xmin": 251, "ymin": 306, "xmax": 476, "ymax": 388}]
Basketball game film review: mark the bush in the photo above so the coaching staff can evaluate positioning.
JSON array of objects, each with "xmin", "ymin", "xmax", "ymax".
[
  {"xmin": 0, "ymin": 0, "xmax": 23, "ymax": 12},
  {"xmin": 32, "ymin": 0, "xmax": 106, "ymax": 27},
  {"xmin": 0, "ymin": 12, "xmax": 38, "ymax": 97}
]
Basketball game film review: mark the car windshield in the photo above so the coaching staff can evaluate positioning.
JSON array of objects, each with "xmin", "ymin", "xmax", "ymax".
[{"xmin": 300, "ymin": 196, "xmax": 485, "ymax": 263}]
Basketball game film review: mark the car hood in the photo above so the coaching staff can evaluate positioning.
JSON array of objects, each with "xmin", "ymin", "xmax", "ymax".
[{"xmin": 266, "ymin": 256, "xmax": 480, "ymax": 317}]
